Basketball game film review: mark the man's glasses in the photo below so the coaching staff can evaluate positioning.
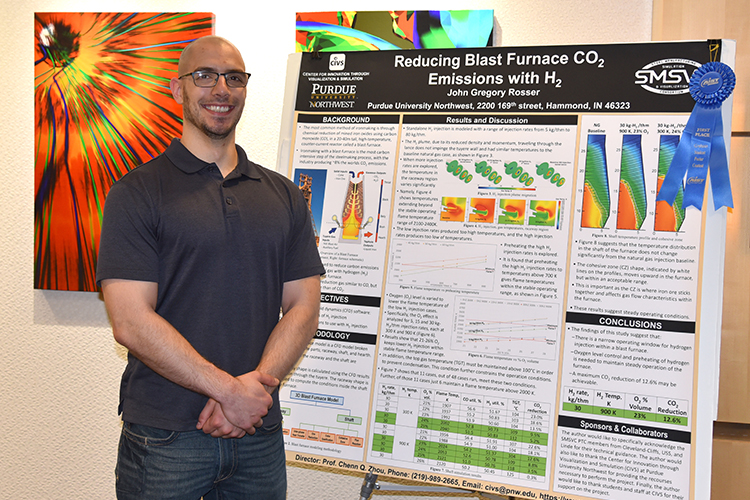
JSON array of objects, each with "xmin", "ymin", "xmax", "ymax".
[{"xmin": 179, "ymin": 70, "xmax": 251, "ymax": 88}]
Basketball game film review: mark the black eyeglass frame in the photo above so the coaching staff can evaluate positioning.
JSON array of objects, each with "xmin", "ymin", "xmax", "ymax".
[{"xmin": 178, "ymin": 70, "xmax": 252, "ymax": 88}]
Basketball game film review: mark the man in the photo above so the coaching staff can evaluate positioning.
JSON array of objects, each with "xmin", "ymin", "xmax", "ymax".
[{"xmin": 97, "ymin": 36, "xmax": 324, "ymax": 499}]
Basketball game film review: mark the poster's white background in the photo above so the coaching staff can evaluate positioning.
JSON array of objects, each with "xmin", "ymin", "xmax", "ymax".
[{"xmin": 1, "ymin": 1, "xmax": 651, "ymax": 498}]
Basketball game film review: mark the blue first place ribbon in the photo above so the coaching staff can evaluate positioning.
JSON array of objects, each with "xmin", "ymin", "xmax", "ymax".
[{"xmin": 656, "ymin": 61, "xmax": 736, "ymax": 210}]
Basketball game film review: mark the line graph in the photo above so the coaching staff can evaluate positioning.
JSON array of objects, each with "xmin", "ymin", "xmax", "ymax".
[
  {"xmin": 451, "ymin": 297, "xmax": 559, "ymax": 359},
  {"xmin": 388, "ymin": 239, "xmax": 496, "ymax": 291}
]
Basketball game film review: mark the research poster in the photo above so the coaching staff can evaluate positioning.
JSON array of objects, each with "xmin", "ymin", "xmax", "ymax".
[{"xmin": 277, "ymin": 41, "xmax": 733, "ymax": 500}]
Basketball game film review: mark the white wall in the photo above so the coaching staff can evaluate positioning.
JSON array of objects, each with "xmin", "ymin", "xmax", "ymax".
[{"xmin": 0, "ymin": 1, "xmax": 652, "ymax": 498}]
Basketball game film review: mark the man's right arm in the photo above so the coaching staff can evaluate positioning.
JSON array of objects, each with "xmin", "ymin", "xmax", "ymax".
[{"xmin": 101, "ymin": 278, "xmax": 277, "ymax": 434}]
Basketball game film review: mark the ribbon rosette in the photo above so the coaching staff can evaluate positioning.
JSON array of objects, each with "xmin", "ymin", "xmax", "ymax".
[{"xmin": 656, "ymin": 61, "xmax": 735, "ymax": 210}]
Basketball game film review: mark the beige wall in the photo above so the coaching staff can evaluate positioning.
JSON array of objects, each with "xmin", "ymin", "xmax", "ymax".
[
  {"xmin": 652, "ymin": 1, "xmax": 750, "ymax": 498},
  {"xmin": 0, "ymin": 1, "xmax": 653, "ymax": 498},
  {"xmin": 653, "ymin": 0, "xmax": 750, "ymax": 424}
]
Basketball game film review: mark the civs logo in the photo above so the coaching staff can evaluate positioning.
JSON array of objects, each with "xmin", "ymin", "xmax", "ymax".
[{"xmin": 329, "ymin": 53, "xmax": 346, "ymax": 71}]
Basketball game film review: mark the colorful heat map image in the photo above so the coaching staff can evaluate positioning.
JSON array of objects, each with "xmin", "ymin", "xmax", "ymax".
[
  {"xmin": 296, "ymin": 10, "xmax": 493, "ymax": 52},
  {"xmin": 332, "ymin": 171, "xmax": 372, "ymax": 242},
  {"xmin": 468, "ymin": 198, "xmax": 496, "ymax": 223},
  {"xmin": 497, "ymin": 199, "xmax": 526, "ymax": 225},
  {"xmin": 441, "ymin": 197, "xmax": 467, "ymax": 222},
  {"xmin": 34, "ymin": 12, "xmax": 214, "ymax": 291},
  {"xmin": 294, "ymin": 169, "xmax": 328, "ymax": 245},
  {"xmin": 616, "ymin": 135, "xmax": 647, "ymax": 230},
  {"xmin": 529, "ymin": 201, "xmax": 559, "ymax": 227},
  {"xmin": 581, "ymin": 134, "xmax": 611, "ymax": 229},
  {"xmin": 654, "ymin": 135, "xmax": 686, "ymax": 232}
]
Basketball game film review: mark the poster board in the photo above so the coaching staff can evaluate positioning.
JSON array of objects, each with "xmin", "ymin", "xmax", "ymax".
[{"xmin": 277, "ymin": 40, "xmax": 735, "ymax": 500}]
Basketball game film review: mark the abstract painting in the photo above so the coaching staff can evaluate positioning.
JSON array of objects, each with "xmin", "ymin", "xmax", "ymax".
[
  {"xmin": 296, "ymin": 10, "xmax": 493, "ymax": 52},
  {"xmin": 34, "ymin": 13, "xmax": 214, "ymax": 291}
]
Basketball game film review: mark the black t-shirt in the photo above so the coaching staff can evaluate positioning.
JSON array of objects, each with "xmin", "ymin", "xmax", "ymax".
[{"xmin": 97, "ymin": 139, "xmax": 324, "ymax": 430}]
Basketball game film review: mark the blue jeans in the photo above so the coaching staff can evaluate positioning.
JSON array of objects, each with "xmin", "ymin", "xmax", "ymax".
[{"xmin": 116, "ymin": 422, "xmax": 287, "ymax": 500}]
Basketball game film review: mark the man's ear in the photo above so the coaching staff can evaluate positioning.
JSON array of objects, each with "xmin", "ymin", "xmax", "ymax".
[{"xmin": 169, "ymin": 77, "xmax": 183, "ymax": 104}]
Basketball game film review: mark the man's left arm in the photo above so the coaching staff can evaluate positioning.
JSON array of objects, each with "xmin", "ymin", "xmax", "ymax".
[
  {"xmin": 198, "ymin": 274, "xmax": 321, "ymax": 436},
  {"xmin": 256, "ymin": 274, "xmax": 321, "ymax": 382}
]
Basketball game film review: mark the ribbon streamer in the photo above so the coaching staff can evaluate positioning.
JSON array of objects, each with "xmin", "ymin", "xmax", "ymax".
[{"xmin": 656, "ymin": 61, "xmax": 735, "ymax": 210}]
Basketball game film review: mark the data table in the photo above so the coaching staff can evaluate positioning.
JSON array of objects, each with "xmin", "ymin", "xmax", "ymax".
[
  {"xmin": 369, "ymin": 384, "xmax": 551, "ymax": 482},
  {"xmin": 561, "ymin": 386, "xmax": 690, "ymax": 426}
]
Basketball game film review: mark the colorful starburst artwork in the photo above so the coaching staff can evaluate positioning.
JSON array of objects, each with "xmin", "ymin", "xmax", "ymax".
[
  {"xmin": 34, "ymin": 13, "xmax": 214, "ymax": 291},
  {"xmin": 296, "ymin": 10, "xmax": 494, "ymax": 52}
]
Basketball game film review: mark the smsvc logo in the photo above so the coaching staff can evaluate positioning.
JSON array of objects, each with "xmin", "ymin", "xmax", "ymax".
[
  {"xmin": 329, "ymin": 53, "xmax": 346, "ymax": 71},
  {"xmin": 634, "ymin": 58, "xmax": 701, "ymax": 95}
]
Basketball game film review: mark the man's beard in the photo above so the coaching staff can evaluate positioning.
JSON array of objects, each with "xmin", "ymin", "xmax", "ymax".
[{"xmin": 182, "ymin": 92, "xmax": 242, "ymax": 140}]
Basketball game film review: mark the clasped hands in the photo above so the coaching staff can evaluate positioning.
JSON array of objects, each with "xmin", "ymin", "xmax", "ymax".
[{"xmin": 196, "ymin": 370, "xmax": 279, "ymax": 438}]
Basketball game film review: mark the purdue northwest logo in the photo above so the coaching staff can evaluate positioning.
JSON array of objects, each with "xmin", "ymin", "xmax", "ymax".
[{"xmin": 309, "ymin": 83, "xmax": 356, "ymax": 109}]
